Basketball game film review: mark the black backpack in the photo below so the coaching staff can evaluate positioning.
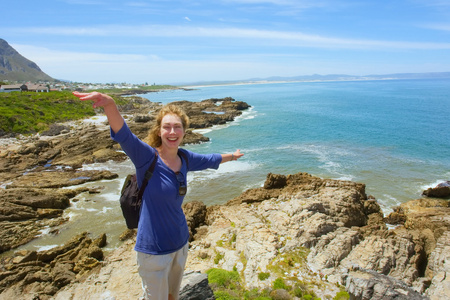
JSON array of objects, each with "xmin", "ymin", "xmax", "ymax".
[{"xmin": 119, "ymin": 150, "xmax": 188, "ymax": 229}]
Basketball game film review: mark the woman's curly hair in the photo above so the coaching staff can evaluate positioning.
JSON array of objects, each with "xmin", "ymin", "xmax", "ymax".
[{"xmin": 146, "ymin": 104, "xmax": 190, "ymax": 147}]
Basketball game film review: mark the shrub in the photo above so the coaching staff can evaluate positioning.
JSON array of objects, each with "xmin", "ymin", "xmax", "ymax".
[
  {"xmin": 207, "ymin": 268, "xmax": 240, "ymax": 288},
  {"xmin": 273, "ymin": 277, "xmax": 290, "ymax": 290},
  {"xmin": 333, "ymin": 291, "xmax": 350, "ymax": 300},
  {"xmin": 258, "ymin": 272, "xmax": 270, "ymax": 281}
]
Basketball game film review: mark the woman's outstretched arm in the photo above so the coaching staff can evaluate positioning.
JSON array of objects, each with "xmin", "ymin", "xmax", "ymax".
[{"xmin": 73, "ymin": 91, "xmax": 124, "ymax": 133}]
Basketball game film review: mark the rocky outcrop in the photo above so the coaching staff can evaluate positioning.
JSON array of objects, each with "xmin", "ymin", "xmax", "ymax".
[
  {"xmin": 0, "ymin": 187, "xmax": 104, "ymax": 253},
  {"xmin": 1, "ymin": 171, "xmax": 447, "ymax": 299},
  {"xmin": 422, "ymin": 181, "xmax": 450, "ymax": 198},
  {"xmin": 0, "ymin": 232, "xmax": 106, "ymax": 300},
  {"xmin": 184, "ymin": 172, "xmax": 447, "ymax": 299},
  {"xmin": 170, "ymin": 97, "xmax": 251, "ymax": 129}
]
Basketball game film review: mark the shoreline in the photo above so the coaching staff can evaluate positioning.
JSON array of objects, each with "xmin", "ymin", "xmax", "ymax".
[{"xmin": 179, "ymin": 76, "xmax": 425, "ymax": 89}]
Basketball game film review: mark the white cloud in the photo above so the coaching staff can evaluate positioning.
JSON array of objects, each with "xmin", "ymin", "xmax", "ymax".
[
  {"xmin": 185, "ymin": 16, "xmax": 192, "ymax": 21},
  {"xmin": 9, "ymin": 25, "xmax": 450, "ymax": 50},
  {"xmin": 422, "ymin": 23, "xmax": 450, "ymax": 32}
]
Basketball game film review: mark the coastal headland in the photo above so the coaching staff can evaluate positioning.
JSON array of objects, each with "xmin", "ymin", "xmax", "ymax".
[{"xmin": 0, "ymin": 94, "xmax": 448, "ymax": 299}]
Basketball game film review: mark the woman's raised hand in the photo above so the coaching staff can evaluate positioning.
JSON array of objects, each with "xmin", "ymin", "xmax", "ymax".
[
  {"xmin": 73, "ymin": 91, "xmax": 115, "ymax": 108},
  {"xmin": 233, "ymin": 149, "xmax": 244, "ymax": 160},
  {"xmin": 73, "ymin": 91, "xmax": 124, "ymax": 133}
]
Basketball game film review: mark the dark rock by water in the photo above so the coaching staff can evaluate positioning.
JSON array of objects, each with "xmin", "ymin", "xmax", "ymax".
[{"xmin": 422, "ymin": 181, "xmax": 450, "ymax": 198}]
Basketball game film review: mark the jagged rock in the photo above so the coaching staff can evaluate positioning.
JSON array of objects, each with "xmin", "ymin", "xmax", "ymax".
[
  {"xmin": 422, "ymin": 181, "xmax": 450, "ymax": 198},
  {"xmin": 0, "ymin": 232, "xmax": 106, "ymax": 299},
  {"xmin": 0, "ymin": 188, "xmax": 90, "ymax": 253},
  {"xmin": 41, "ymin": 124, "xmax": 71, "ymax": 136},
  {"xmin": 179, "ymin": 271, "xmax": 215, "ymax": 300},
  {"xmin": 49, "ymin": 238, "xmax": 216, "ymax": 300},
  {"xmin": 264, "ymin": 173, "xmax": 287, "ymax": 189},
  {"xmin": 343, "ymin": 266, "xmax": 428, "ymax": 300},
  {"xmin": 2, "ymin": 170, "xmax": 447, "ymax": 299},
  {"xmin": 183, "ymin": 200, "xmax": 208, "ymax": 242},
  {"xmin": 187, "ymin": 172, "xmax": 448, "ymax": 299},
  {"xmin": 424, "ymin": 231, "xmax": 450, "ymax": 298}
]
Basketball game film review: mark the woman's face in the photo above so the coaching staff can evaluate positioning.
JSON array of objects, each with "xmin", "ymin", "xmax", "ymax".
[{"xmin": 159, "ymin": 114, "xmax": 185, "ymax": 149}]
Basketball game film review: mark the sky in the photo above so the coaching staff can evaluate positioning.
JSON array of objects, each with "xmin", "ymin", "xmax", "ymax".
[{"xmin": 2, "ymin": 0, "xmax": 450, "ymax": 84}]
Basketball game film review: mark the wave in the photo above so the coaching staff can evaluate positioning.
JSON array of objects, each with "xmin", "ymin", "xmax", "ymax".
[
  {"xmin": 187, "ymin": 160, "xmax": 260, "ymax": 183},
  {"xmin": 420, "ymin": 177, "xmax": 450, "ymax": 192}
]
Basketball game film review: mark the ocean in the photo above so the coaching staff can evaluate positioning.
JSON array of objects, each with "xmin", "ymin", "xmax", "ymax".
[
  {"xmin": 7, "ymin": 78, "xmax": 450, "ymax": 254},
  {"xmin": 144, "ymin": 79, "xmax": 450, "ymax": 212}
]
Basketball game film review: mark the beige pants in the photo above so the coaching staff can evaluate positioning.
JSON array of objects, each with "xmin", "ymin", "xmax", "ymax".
[{"xmin": 136, "ymin": 243, "xmax": 189, "ymax": 300}]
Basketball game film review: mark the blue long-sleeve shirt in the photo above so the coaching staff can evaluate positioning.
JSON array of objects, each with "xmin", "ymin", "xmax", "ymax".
[{"xmin": 111, "ymin": 122, "xmax": 222, "ymax": 255}]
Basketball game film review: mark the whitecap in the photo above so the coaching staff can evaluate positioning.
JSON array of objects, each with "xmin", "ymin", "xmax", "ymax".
[
  {"xmin": 187, "ymin": 160, "xmax": 260, "ymax": 183},
  {"xmin": 420, "ymin": 179, "xmax": 449, "ymax": 191}
]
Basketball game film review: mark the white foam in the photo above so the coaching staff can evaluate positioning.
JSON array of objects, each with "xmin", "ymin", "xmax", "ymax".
[
  {"xmin": 35, "ymin": 244, "xmax": 59, "ymax": 252},
  {"xmin": 96, "ymin": 206, "xmax": 113, "ymax": 214},
  {"xmin": 38, "ymin": 227, "xmax": 52, "ymax": 236},
  {"xmin": 187, "ymin": 160, "xmax": 259, "ymax": 182},
  {"xmin": 420, "ymin": 179, "xmax": 448, "ymax": 191},
  {"xmin": 101, "ymin": 192, "xmax": 121, "ymax": 202},
  {"xmin": 82, "ymin": 115, "xmax": 108, "ymax": 125}
]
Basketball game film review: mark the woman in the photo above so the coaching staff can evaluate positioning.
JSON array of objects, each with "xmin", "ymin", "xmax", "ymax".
[{"xmin": 73, "ymin": 91, "xmax": 243, "ymax": 300}]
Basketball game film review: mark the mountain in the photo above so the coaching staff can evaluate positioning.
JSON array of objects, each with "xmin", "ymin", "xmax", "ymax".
[{"xmin": 0, "ymin": 38, "xmax": 54, "ymax": 82}]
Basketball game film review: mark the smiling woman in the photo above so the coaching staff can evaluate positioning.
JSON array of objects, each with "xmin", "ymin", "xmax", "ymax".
[{"xmin": 72, "ymin": 91, "xmax": 243, "ymax": 300}]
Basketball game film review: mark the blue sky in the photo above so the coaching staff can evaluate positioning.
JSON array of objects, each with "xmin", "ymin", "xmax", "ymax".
[{"xmin": 2, "ymin": 0, "xmax": 450, "ymax": 84}]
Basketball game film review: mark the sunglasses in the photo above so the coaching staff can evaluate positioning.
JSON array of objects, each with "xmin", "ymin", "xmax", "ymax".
[{"xmin": 176, "ymin": 172, "xmax": 187, "ymax": 196}]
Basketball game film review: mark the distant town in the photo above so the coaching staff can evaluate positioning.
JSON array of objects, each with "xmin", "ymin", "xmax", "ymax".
[{"xmin": 0, "ymin": 80, "xmax": 161, "ymax": 93}]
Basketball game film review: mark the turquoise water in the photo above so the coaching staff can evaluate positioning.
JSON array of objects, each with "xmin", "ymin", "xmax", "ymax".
[{"xmin": 142, "ymin": 79, "xmax": 450, "ymax": 213}]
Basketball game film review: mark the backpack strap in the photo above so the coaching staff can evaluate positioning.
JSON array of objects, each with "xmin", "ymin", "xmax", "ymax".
[
  {"xmin": 137, "ymin": 149, "xmax": 189, "ymax": 200},
  {"xmin": 138, "ymin": 152, "xmax": 158, "ymax": 200},
  {"xmin": 177, "ymin": 149, "xmax": 189, "ymax": 169}
]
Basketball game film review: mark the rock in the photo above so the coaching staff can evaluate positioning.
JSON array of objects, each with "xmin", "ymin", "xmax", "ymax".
[
  {"xmin": 343, "ymin": 266, "xmax": 428, "ymax": 300},
  {"xmin": 183, "ymin": 201, "xmax": 208, "ymax": 242},
  {"xmin": 133, "ymin": 114, "xmax": 153, "ymax": 123},
  {"xmin": 170, "ymin": 98, "xmax": 250, "ymax": 129},
  {"xmin": 422, "ymin": 181, "xmax": 450, "ymax": 198},
  {"xmin": 0, "ymin": 232, "xmax": 106, "ymax": 299},
  {"xmin": 2, "ymin": 170, "xmax": 447, "ymax": 299},
  {"xmin": 270, "ymin": 289, "xmax": 292, "ymax": 300},
  {"xmin": 186, "ymin": 172, "xmax": 449, "ymax": 299},
  {"xmin": 264, "ymin": 173, "xmax": 287, "ymax": 189},
  {"xmin": 424, "ymin": 231, "xmax": 450, "ymax": 298},
  {"xmin": 41, "ymin": 124, "xmax": 71, "ymax": 136},
  {"xmin": 50, "ymin": 238, "xmax": 215, "ymax": 300},
  {"xmin": 179, "ymin": 271, "xmax": 215, "ymax": 300},
  {"xmin": 0, "ymin": 188, "xmax": 89, "ymax": 253}
]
